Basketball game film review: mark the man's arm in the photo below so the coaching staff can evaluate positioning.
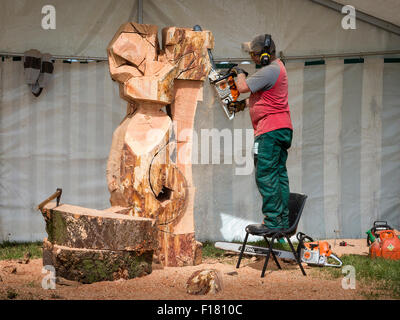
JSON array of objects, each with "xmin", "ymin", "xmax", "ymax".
[
  {"xmin": 234, "ymin": 63, "xmax": 280, "ymax": 94},
  {"xmin": 246, "ymin": 63, "xmax": 280, "ymax": 93},
  {"xmin": 236, "ymin": 73, "xmax": 251, "ymax": 93}
]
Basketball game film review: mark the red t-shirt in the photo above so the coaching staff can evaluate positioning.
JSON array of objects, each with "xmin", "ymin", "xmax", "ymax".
[{"xmin": 247, "ymin": 59, "xmax": 292, "ymax": 137}]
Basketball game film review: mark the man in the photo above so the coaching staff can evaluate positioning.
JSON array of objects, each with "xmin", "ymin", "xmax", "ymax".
[{"xmin": 229, "ymin": 34, "xmax": 293, "ymax": 231}]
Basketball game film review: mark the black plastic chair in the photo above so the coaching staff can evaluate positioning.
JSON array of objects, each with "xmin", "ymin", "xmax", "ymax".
[{"xmin": 236, "ymin": 193, "xmax": 308, "ymax": 277}]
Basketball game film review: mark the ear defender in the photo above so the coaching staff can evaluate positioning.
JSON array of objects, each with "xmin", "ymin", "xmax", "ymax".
[
  {"xmin": 260, "ymin": 52, "xmax": 271, "ymax": 66},
  {"xmin": 260, "ymin": 34, "xmax": 272, "ymax": 66}
]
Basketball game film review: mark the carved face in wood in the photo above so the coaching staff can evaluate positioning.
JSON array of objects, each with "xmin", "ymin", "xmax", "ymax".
[{"xmin": 107, "ymin": 22, "xmax": 214, "ymax": 106}]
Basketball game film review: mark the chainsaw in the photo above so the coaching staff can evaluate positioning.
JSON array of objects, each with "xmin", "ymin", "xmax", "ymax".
[
  {"xmin": 208, "ymin": 65, "xmax": 241, "ymax": 120},
  {"xmin": 193, "ymin": 25, "xmax": 242, "ymax": 120},
  {"xmin": 215, "ymin": 232, "xmax": 343, "ymax": 268}
]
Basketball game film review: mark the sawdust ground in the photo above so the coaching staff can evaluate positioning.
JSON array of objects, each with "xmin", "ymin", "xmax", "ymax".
[{"xmin": 0, "ymin": 239, "xmax": 385, "ymax": 300}]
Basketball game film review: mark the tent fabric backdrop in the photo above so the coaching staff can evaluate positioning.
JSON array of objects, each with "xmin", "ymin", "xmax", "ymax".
[
  {"xmin": 1, "ymin": 0, "xmax": 400, "ymax": 59},
  {"xmin": 0, "ymin": 60, "xmax": 126, "ymax": 241},
  {"xmin": 1, "ymin": 58, "xmax": 399, "ymax": 242}
]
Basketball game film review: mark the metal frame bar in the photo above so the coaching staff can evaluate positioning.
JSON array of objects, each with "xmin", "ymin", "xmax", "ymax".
[
  {"xmin": 137, "ymin": 0, "xmax": 143, "ymax": 24},
  {"xmin": 310, "ymin": 0, "xmax": 400, "ymax": 36},
  {"xmin": 1, "ymin": 49, "xmax": 399, "ymax": 63},
  {"xmin": 0, "ymin": 52, "xmax": 108, "ymax": 62}
]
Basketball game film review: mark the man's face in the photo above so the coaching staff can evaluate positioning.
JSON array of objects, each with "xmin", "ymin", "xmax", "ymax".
[{"xmin": 249, "ymin": 52, "xmax": 261, "ymax": 65}]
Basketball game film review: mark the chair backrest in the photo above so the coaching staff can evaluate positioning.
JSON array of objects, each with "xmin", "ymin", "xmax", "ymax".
[{"xmin": 287, "ymin": 193, "xmax": 308, "ymax": 234}]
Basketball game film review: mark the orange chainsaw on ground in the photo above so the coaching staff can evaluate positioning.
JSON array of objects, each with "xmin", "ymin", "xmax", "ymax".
[{"xmin": 216, "ymin": 232, "xmax": 343, "ymax": 268}]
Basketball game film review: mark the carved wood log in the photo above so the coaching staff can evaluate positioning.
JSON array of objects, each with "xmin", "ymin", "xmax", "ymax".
[
  {"xmin": 107, "ymin": 23, "xmax": 213, "ymax": 266},
  {"xmin": 43, "ymin": 239, "xmax": 153, "ymax": 284},
  {"xmin": 41, "ymin": 202, "xmax": 158, "ymax": 251},
  {"xmin": 186, "ymin": 269, "xmax": 223, "ymax": 295}
]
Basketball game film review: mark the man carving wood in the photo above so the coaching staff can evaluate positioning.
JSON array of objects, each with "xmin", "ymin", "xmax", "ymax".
[{"xmin": 229, "ymin": 34, "xmax": 293, "ymax": 233}]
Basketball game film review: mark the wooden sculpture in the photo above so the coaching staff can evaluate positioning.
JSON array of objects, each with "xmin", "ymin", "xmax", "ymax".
[{"xmin": 106, "ymin": 23, "xmax": 214, "ymax": 266}]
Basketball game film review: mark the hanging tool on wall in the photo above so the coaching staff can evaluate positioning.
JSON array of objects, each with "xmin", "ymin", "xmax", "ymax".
[
  {"xmin": 193, "ymin": 25, "xmax": 247, "ymax": 120},
  {"xmin": 216, "ymin": 232, "xmax": 343, "ymax": 268}
]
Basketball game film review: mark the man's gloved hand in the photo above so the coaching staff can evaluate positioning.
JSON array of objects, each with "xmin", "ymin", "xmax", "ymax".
[
  {"xmin": 230, "ymin": 66, "xmax": 249, "ymax": 77},
  {"xmin": 227, "ymin": 100, "xmax": 247, "ymax": 114}
]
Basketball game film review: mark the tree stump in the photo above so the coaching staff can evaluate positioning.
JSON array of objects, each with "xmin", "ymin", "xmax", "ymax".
[
  {"xmin": 40, "ymin": 203, "xmax": 157, "ymax": 283},
  {"xmin": 42, "ymin": 203, "xmax": 158, "ymax": 251},
  {"xmin": 43, "ymin": 239, "xmax": 153, "ymax": 284}
]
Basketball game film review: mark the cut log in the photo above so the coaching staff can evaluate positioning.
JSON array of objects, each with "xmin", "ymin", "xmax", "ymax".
[
  {"xmin": 156, "ymin": 232, "xmax": 202, "ymax": 267},
  {"xmin": 162, "ymin": 27, "xmax": 214, "ymax": 81},
  {"xmin": 43, "ymin": 239, "xmax": 153, "ymax": 284},
  {"xmin": 186, "ymin": 269, "xmax": 223, "ymax": 295},
  {"xmin": 41, "ymin": 202, "xmax": 158, "ymax": 251}
]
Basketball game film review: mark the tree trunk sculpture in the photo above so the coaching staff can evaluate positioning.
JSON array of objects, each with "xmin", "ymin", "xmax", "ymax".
[{"xmin": 106, "ymin": 23, "xmax": 214, "ymax": 266}]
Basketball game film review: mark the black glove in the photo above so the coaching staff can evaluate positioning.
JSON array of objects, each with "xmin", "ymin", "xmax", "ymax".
[
  {"xmin": 230, "ymin": 66, "xmax": 248, "ymax": 77},
  {"xmin": 227, "ymin": 100, "xmax": 246, "ymax": 114}
]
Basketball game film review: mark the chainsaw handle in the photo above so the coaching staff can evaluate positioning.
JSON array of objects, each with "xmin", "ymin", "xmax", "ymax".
[
  {"xmin": 373, "ymin": 220, "xmax": 392, "ymax": 230},
  {"xmin": 367, "ymin": 220, "xmax": 393, "ymax": 246},
  {"xmin": 296, "ymin": 232, "xmax": 314, "ymax": 243},
  {"xmin": 296, "ymin": 232, "xmax": 314, "ymax": 258}
]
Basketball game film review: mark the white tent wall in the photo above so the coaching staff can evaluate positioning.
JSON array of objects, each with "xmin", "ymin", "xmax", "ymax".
[
  {"xmin": 0, "ymin": 0, "xmax": 400, "ymax": 242},
  {"xmin": 0, "ymin": 60, "xmax": 126, "ymax": 242},
  {"xmin": 1, "ymin": 57, "xmax": 399, "ymax": 242},
  {"xmin": 189, "ymin": 57, "xmax": 400, "ymax": 242}
]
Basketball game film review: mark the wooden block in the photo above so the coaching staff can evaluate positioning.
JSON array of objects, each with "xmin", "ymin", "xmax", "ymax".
[
  {"xmin": 41, "ymin": 203, "xmax": 158, "ymax": 251},
  {"xmin": 43, "ymin": 239, "xmax": 153, "ymax": 284},
  {"xmin": 173, "ymin": 186, "xmax": 196, "ymax": 233},
  {"xmin": 107, "ymin": 105, "xmax": 188, "ymax": 226},
  {"xmin": 162, "ymin": 27, "xmax": 214, "ymax": 80},
  {"xmin": 107, "ymin": 22, "xmax": 159, "ymax": 91},
  {"xmin": 123, "ymin": 65, "xmax": 177, "ymax": 104},
  {"xmin": 186, "ymin": 269, "xmax": 223, "ymax": 295},
  {"xmin": 156, "ymin": 232, "xmax": 202, "ymax": 267}
]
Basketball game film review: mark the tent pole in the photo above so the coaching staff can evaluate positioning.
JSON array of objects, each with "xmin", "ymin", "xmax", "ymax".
[
  {"xmin": 138, "ymin": 0, "xmax": 143, "ymax": 24},
  {"xmin": 1, "ymin": 50, "xmax": 399, "ymax": 63}
]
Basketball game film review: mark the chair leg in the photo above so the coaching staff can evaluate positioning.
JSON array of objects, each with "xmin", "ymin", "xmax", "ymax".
[
  {"xmin": 264, "ymin": 236, "xmax": 281, "ymax": 269},
  {"xmin": 236, "ymin": 232, "xmax": 249, "ymax": 269},
  {"xmin": 261, "ymin": 234, "xmax": 277, "ymax": 277},
  {"xmin": 286, "ymin": 236, "xmax": 306, "ymax": 276}
]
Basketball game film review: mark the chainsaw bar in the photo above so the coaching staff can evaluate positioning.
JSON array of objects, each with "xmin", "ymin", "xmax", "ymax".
[
  {"xmin": 215, "ymin": 241, "xmax": 343, "ymax": 268},
  {"xmin": 215, "ymin": 242, "xmax": 296, "ymax": 260}
]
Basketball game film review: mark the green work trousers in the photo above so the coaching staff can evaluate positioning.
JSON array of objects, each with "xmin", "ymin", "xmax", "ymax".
[{"xmin": 254, "ymin": 128, "xmax": 293, "ymax": 229}]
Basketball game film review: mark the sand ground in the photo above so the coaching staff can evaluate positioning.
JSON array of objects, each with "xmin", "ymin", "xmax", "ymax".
[{"xmin": 0, "ymin": 239, "xmax": 387, "ymax": 300}]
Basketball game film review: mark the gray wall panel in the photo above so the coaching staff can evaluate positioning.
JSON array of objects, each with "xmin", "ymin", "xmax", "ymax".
[
  {"xmin": 302, "ymin": 65, "xmax": 326, "ymax": 238},
  {"xmin": 380, "ymin": 63, "xmax": 400, "ymax": 229},
  {"xmin": 340, "ymin": 63, "xmax": 363, "ymax": 238}
]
